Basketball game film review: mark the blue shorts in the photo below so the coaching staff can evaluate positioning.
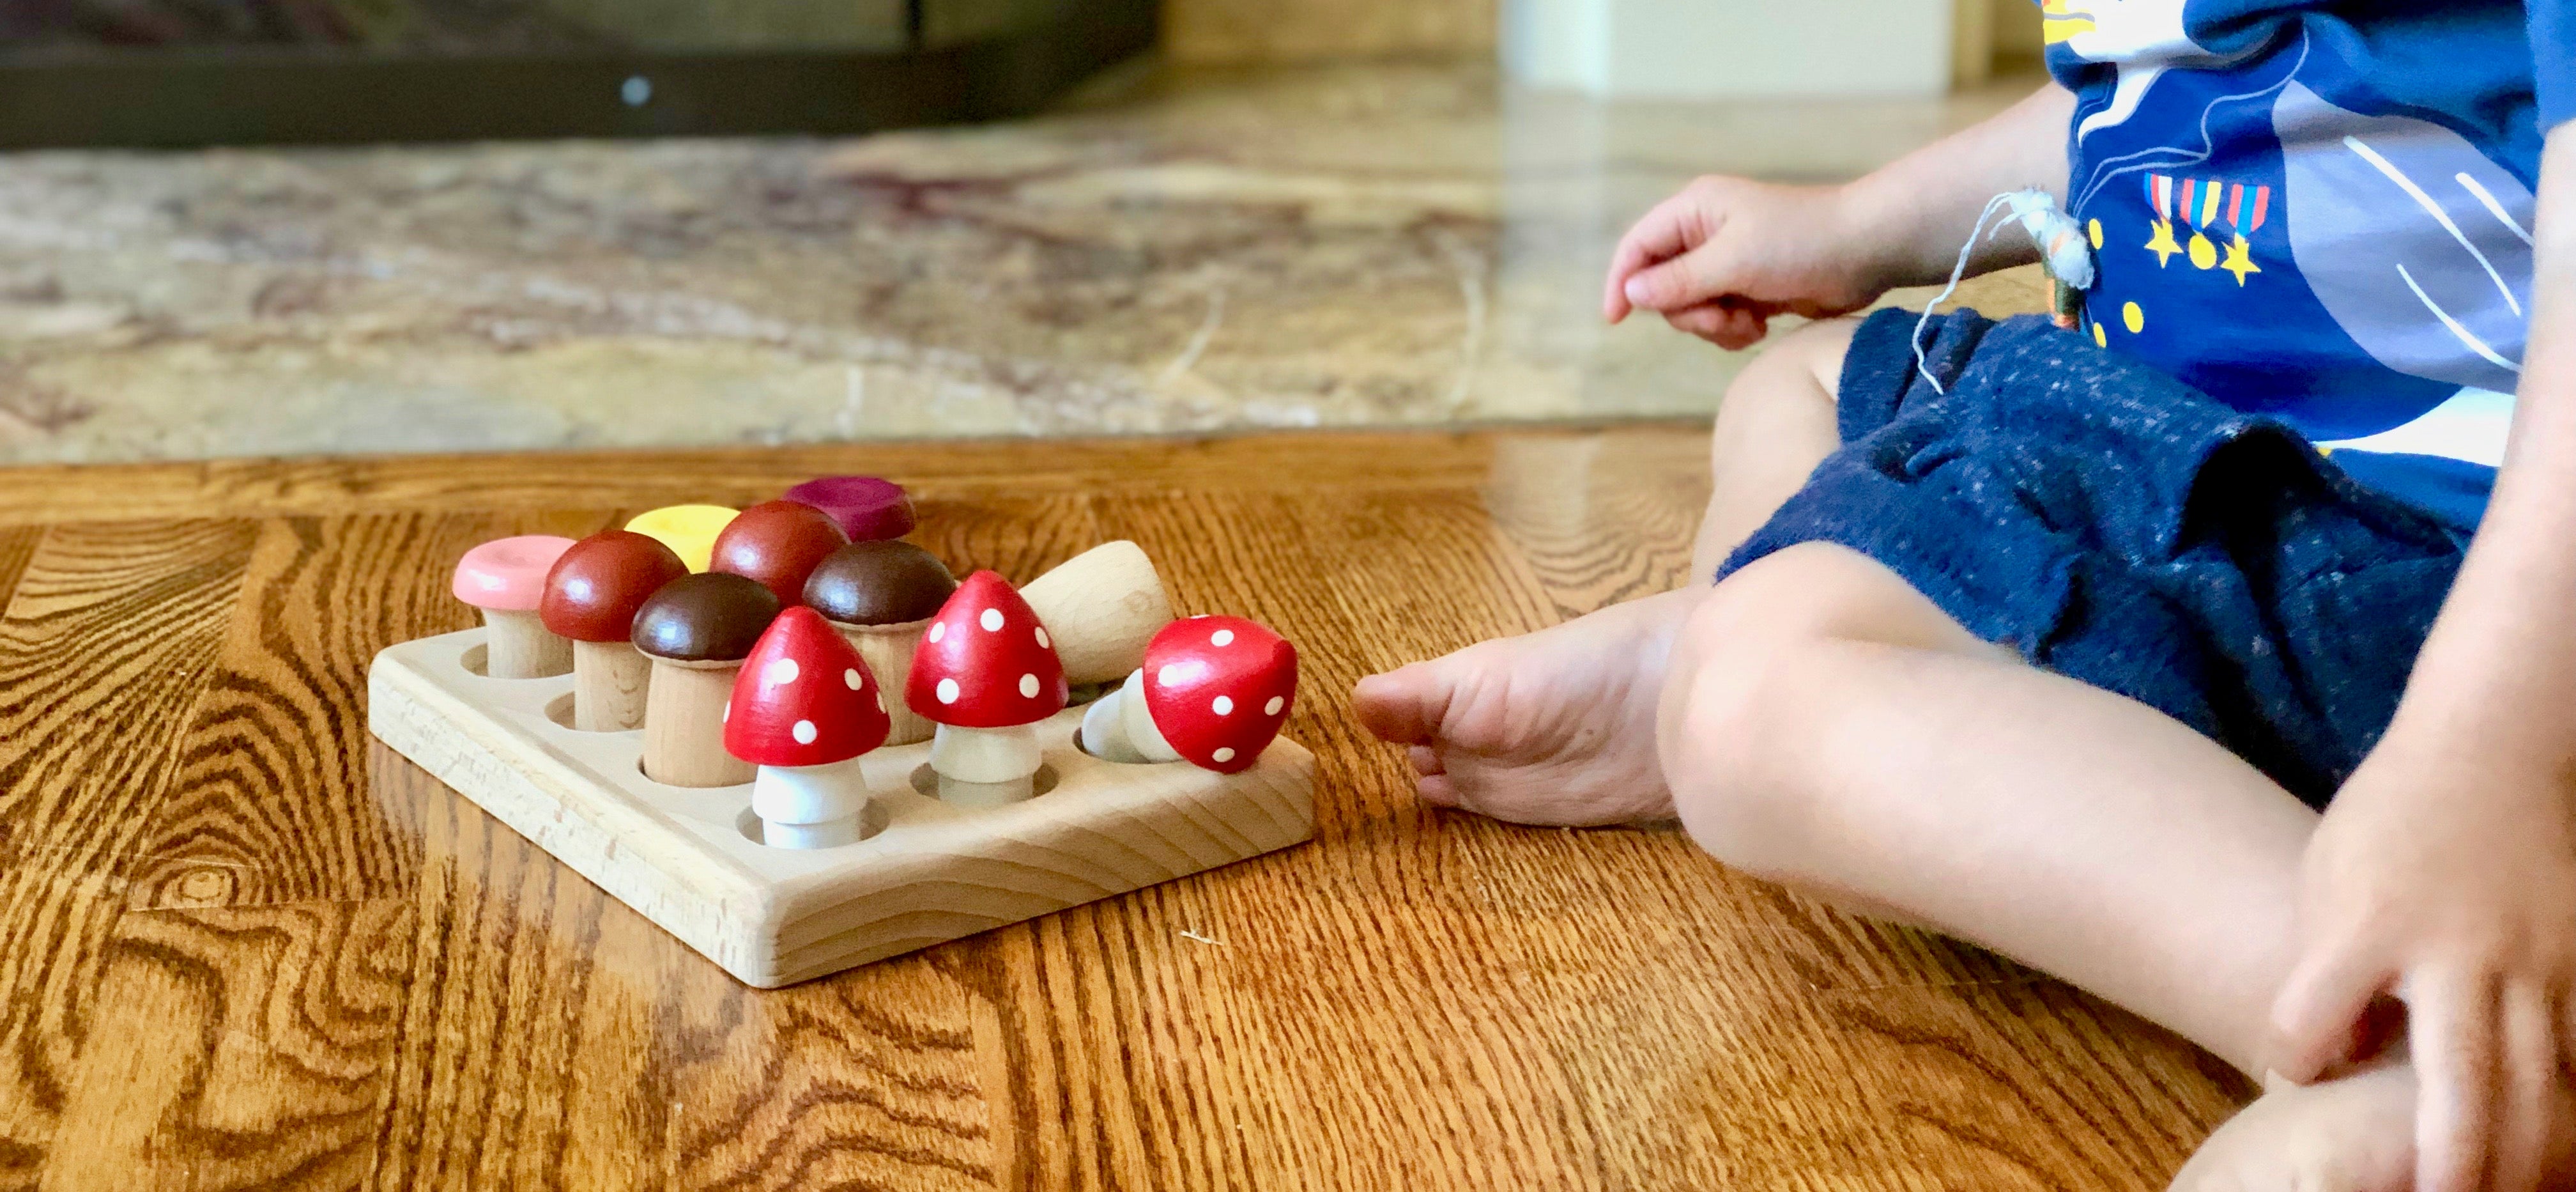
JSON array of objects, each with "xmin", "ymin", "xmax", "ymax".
[{"xmin": 1719, "ymin": 308, "xmax": 2474, "ymax": 810}]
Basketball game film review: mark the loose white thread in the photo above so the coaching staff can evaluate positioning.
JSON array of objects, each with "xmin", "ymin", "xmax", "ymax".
[{"xmin": 1912, "ymin": 189, "xmax": 2096, "ymax": 394}]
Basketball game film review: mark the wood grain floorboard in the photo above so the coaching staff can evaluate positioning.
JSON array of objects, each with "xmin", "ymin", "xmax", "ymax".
[
  {"xmin": 0, "ymin": 521, "xmax": 257, "ymax": 870},
  {"xmin": 0, "ymin": 432, "xmax": 1540, "ymax": 529},
  {"xmin": 0, "ymin": 529, "xmax": 41, "ymax": 614},
  {"xmin": 123, "ymin": 512, "xmax": 608, "ymax": 911},
  {"xmin": 0, "ymin": 427, "xmax": 2260, "ymax": 1188},
  {"xmin": 45, "ymin": 899, "xmax": 411, "ymax": 1192},
  {"xmin": 0, "ymin": 867, "xmax": 127, "ymax": 1192}
]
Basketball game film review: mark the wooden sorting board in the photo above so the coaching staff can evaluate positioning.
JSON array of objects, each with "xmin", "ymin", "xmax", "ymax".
[{"xmin": 367, "ymin": 628, "xmax": 1317, "ymax": 987}]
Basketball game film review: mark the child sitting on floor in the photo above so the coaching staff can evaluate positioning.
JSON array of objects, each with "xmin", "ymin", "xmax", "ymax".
[{"xmin": 1357, "ymin": 3, "xmax": 2576, "ymax": 1187}]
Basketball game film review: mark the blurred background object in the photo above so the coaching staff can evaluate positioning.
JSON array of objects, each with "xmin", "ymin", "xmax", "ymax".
[
  {"xmin": 0, "ymin": 0, "xmax": 1152, "ymax": 146},
  {"xmin": 0, "ymin": 1, "xmax": 2046, "ymax": 465}
]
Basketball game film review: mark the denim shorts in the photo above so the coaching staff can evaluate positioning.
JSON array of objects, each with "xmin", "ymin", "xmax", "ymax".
[{"xmin": 1719, "ymin": 307, "xmax": 2471, "ymax": 809}]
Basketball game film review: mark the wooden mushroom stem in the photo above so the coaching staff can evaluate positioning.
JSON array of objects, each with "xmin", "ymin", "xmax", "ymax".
[
  {"xmin": 831, "ymin": 617, "xmax": 935, "ymax": 747},
  {"xmin": 482, "ymin": 608, "xmax": 573, "ymax": 679},
  {"xmin": 1077, "ymin": 669, "xmax": 1182, "ymax": 764},
  {"xmin": 928, "ymin": 722, "xmax": 1043, "ymax": 806},
  {"xmin": 641, "ymin": 658, "xmax": 755, "ymax": 787},
  {"xmin": 571, "ymin": 639, "xmax": 653, "ymax": 732},
  {"xmin": 751, "ymin": 759, "xmax": 871, "ymax": 849},
  {"xmin": 1019, "ymin": 542, "xmax": 1173, "ymax": 686}
]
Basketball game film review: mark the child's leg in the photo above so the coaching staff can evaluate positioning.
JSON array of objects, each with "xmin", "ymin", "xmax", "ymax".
[
  {"xmin": 1664, "ymin": 541, "xmax": 2311, "ymax": 1075},
  {"xmin": 1690, "ymin": 318, "xmax": 1853, "ymax": 578},
  {"xmin": 1350, "ymin": 317, "xmax": 1857, "ymax": 827}
]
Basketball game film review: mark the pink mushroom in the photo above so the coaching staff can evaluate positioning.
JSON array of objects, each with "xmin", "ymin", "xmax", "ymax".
[{"xmin": 452, "ymin": 535, "xmax": 578, "ymax": 678}]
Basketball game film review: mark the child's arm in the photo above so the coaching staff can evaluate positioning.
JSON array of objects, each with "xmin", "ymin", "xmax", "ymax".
[
  {"xmin": 1603, "ymin": 82, "xmax": 2074, "ymax": 348},
  {"xmin": 2270, "ymin": 127, "xmax": 2576, "ymax": 1192}
]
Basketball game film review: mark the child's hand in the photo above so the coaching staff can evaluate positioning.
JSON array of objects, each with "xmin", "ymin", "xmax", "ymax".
[
  {"xmin": 2271, "ymin": 741, "xmax": 2576, "ymax": 1192},
  {"xmin": 1602, "ymin": 176, "xmax": 1889, "ymax": 349}
]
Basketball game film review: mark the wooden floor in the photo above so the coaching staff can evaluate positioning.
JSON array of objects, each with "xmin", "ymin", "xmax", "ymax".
[{"xmin": 0, "ymin": 426, "xmax": 2250, "ymax": 1190}]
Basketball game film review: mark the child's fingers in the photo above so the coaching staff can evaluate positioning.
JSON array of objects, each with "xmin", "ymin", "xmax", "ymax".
[
  {"xmin": 2412, "ymin": 969, "xmax": 2501, "ymax": 1192},
  {"xmin": 1662, "ymin": 303, "xmax": 1767, "ymax": 349},
  {"xmin": 2490, "ymin": 980, "xmax": 2556, "ymax": 1192},
  {"xmin": 1604, "ymin": 192, "xmax": 1702, "ymax": 322},
  {"xmin": 1622, "ymin": 241, "xmax": 1745, "ymax": 314},
  {"xmin": 2267, "ymin": 926, "xmax": 2394, "ymax": 1082}
]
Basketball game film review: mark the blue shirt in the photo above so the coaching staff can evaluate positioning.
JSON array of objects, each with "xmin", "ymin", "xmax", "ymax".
[{"xmin": 2041, "ymin": 0, "xmax": 2573, "ymax": 531}]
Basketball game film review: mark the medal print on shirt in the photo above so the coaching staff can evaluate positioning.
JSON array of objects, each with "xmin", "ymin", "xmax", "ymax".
[{"xmin": 2143, "ymin": 174, "xmax": 2266, "ymax": 284}]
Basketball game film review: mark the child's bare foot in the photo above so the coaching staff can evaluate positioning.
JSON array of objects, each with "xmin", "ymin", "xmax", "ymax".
[
  {"xmin": 1351, "ymin": 588, "xmax": 1698, "ymax": 826},
  {"xmin": 2169, "ymin": 1062, "xmax": 2416, "ymax": 1191}
]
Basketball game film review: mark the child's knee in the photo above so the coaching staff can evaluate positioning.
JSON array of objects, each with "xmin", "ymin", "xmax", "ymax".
[
  {"xmin": 1659, "ymin": 543, "xmax": 1957, "ymax": 872},
  {"xmin": 1719, "ymin": 316, "xmax": 1859, "ymax": 413}
]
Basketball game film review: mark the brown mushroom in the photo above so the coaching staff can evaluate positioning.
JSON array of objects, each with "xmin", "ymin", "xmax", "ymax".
[
  {"xmin": 633, "ymin": 572, "xmax": 779, "ymax": 787},
  {"xmin": 803, "ymin": 540, "xmax": 958, "ymax": 746},
  {"xmin": 541, "ymin": 530, "xmax": 689, "ymax": 731}
]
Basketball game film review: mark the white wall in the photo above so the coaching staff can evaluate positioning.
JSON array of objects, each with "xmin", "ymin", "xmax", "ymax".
[{"xmin": 1504, "ymin": 0, "xmax": 1957, "ymax": 98}]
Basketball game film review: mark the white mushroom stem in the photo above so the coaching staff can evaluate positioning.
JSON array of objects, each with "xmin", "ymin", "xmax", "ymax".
[
  {"xmin": 751, "ymin": 758, "xmax": 873, "ymax": 849},
  {"xmin": 929, "ymin": 722, "xmax": 1043, "ymax": 805},
  {"xmin": 1076, "ymin": 669, "xmax": 1184, "ymax": 764},
  {"xmin": 481, "ymin": 607, "xmax": 573, "ymax": 679},
  {"xmin": 1080, "ymin": 691, "xmax": 1148, "ymax": 763}
]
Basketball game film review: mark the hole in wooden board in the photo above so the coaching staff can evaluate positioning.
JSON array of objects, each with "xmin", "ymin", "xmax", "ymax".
[
  {"xmin": 1064, "ymin": 679, "xmax": 1114, "ymax": 708},
  {"xmin": 459, "ymin": 642, "xmax": 489, "ymax": 677},
  {"xmin": 910, "ymin": 762, "xmax": 1059, "ymax": 803},
  {"xmin": 634, "ymin": 757, "xmax": 749, "ymax": 790},
  {"xmin": 542, "ymin": 692, "xmax": 634, "ymax": 734}
]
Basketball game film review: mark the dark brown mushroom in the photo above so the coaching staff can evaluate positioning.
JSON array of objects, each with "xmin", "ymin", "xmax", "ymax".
[
  {"xmin": 633, "ymin": 572, "xmax": 780, "ymax": 787},
  {"xmin": 803, "ymin": 541, "xmax": 958, "ymax": 627},
  {"xmin": 633, "ymin": 572, "xmax": 781, "ymax": 663}
]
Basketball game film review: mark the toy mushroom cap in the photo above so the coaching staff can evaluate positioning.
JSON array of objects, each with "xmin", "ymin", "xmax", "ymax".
[
  {"xmin": 453, "ymin": 536, "xmax": 577, "ymax": 612},
  {"xmin": 726, "ymin": 607, "xmax": 891, "ymax": 768},
  {"xmin": 804, "ymin": 540, "xmax": 958, "ymax": 626},
  {"xmin": 540, "ymin": 530, "xmax": 690, "ymax": 642},
  {"xmin": 905, "ymin": 570, "xmax": 1068, "ymax": 729},
  {"xmin": 710, "ymin": 500, "xmax": 849, "ymax": 606},
  {"xmin": 624, "ymin": 505, "xmax": 738, "ymax": 573},
  {"xmin": 1138, "ymin": 615, "xmax": 1298, "ymax": 773},
  {"xmin": 631, "ymin": 572, "xmax": 781, "ymax": 663},
  {"xmin": 782, "ymin": 476, "xmax": 917, "ymax": 541}
]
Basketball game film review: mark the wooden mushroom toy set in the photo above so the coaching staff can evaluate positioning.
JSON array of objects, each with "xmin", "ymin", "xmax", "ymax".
[{"xmin": 367, "ymin": 478, "xmax": 1317, "ymax": 987}]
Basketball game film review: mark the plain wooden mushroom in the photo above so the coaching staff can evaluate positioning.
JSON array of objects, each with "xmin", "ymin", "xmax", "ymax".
[
  {"xmin": 803, "ymin": 540, "xmax": 958, "ymax": 747},
  {"xmin": 1018, "ymin": 541, "xmax": 1175, "ymax": 686},
  {"xmin": 905, "ymin": 571, "xmax": 1068, "ymax": 806},
  {"xmin": 727, "ymin": 607, "xmax": 892, "ymax": 849},
  {"xmin": 540, "ymin": 530, "xmax": 689, "ymax": 731},
  {"xmin": 452, "ymin": 536, "xmax": 578, "ymax": 679},
  {"xmin": 632, "ymin": 572, "xmax": 779, "ymax": 787}
]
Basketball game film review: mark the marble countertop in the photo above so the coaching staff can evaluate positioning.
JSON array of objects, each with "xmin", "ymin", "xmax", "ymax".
[{"xmin": 0, "ymin": 61, "xmax": 2044, "ymax": 463}]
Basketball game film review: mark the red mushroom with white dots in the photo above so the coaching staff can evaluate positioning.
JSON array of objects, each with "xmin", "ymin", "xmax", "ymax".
[
  {"xmin": 1079, "ymin": 616, "xmax": 1296, "ymax": 773},
  {"xmin": 726, "ymin": 607, "xmax": 893, "ymax": 848},
  {"xmin": 905, "ymin": 571, "xmax": 1068, "ymax": 805}
]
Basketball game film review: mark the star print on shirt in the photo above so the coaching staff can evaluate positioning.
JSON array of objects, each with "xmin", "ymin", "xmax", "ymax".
[
  {"xmin": 2220, "ymin": 235, "xmax": 2261, "ymax": 284},
  {"xmin": 2145, "ymin": 219, "xmax": 2183, "ymax": 267}
]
